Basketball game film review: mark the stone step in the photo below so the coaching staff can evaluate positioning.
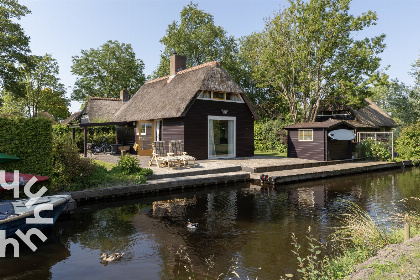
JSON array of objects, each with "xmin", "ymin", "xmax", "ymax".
[
  {"xmin": 150, "ymin": 165, "xmax": 243, "ymax": 180},
  {"xmin": 243, "ymin": 158, "xmax": 365, "ymax": 174},
  {"xmin": 250, "ymin": 161, "xmax": 402, "ymax": 185},
  {"xmin": 71, "ymin": 171, "xmax": 250, "ymax": 202}
]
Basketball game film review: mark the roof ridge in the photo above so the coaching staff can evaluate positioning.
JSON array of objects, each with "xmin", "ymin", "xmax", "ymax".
[
  {"xmin": 89, "ymin": 97, "xmax": 122, "ymax": 101},
  {"xmin": 145, "ymin": 61, "xmax": 220, "ymax": 85}
]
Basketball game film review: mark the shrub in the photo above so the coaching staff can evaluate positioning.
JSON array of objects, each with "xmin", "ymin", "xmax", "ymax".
[
  {"xmin": 0, "ymin": 116, "xmax": 53, "ymax": 176},
  {"xmin": 50, "ymin": 140, "xmax": 97, "ymax": 192},
  {"xmin": 114, "ymin": 154, "xmax": 142, "ymax": 175},
  {"xmin": 395, "ymin": 123, "xmax": 420, "ymax": 160},
  {"xmin": 356, "ymin": 139, "xmax": 391, "ymax": 161},
  {"xmin": 254, "ymin": 118, "xmax": 292, "ymax": 152}
]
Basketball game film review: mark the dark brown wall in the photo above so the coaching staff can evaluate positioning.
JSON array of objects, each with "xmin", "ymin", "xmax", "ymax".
[
  {"xmin": 327, "ymin": 139, "xmax": 352, "ymax": 160},
  {"xmin": 116, "ymin": 124, "xmax": 135, "ymax": 145},
  {"xmin": 184, "ymin": 99, "xmax": 255, "ymax": 160},
  {"xmin": 287, "ymin": 128, "xmax": 326, "ymax": 161},
  {"xmin": 162, "ymin": 118, "xmax": 185, "ymax": 153}
]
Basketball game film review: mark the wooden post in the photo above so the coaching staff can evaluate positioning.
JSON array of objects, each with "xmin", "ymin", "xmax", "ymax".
[
  {"xmin": 83, "ymin": 127, "xmax": 87, "ymax": 157},
  {"xmin": 404, "ymin": 214, "xmax": 410, "ymax": 242},
  {"xmin": 72, "ymin": 128, "xmax": 76, "ymax": 143}
]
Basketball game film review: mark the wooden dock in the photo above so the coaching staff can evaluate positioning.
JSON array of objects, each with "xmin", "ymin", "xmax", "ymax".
[
  {"xmin": 250, "ymin": 160, "xmax": 414, "ymax": 185},
  {"xmin": 68, "ymin": 159, "xmax": 414, "ymax": 204}
]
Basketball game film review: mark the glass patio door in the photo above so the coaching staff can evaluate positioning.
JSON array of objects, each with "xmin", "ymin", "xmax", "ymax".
[
  {"xmin": 208, "ymin": 116, "xmax": 236, "ymax": 158},
  {"xmin": 138, "ymin": 120, "xmax": 154, "ymax": 156}
]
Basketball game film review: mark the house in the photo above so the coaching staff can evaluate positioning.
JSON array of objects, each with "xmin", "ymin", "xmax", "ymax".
[
  {"xmin": 111, "ymin": 54, "xmax": 258, "ymax": 159},
  {"xmin": 285, "ymin": 99, "xmax": 398, "ymax": 161},
  {"xmin": 62, "ymin": 92, "xmax": 136, "ymax": 153}
]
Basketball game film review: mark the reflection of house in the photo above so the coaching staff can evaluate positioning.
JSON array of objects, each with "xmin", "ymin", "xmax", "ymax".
[
  {"xmin": 112, "ymin": 54, "xmax": 257, "ymax": 159},
  {"xmin": 152, "ymin": 198, "xmax": 197, "ymax": 217},
  {"xmin": 285, "ymin": 99, "xmax": 397, "ymax": 161}
]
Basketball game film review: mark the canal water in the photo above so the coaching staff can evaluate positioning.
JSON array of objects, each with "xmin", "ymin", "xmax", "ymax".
[{"xmin": 1, "ymin": 167, "xmax": 420, "ymax": 280}]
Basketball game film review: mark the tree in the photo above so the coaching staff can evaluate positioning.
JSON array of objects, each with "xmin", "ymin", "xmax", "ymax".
[
  {"xmin": 152, "ymin": 2, "xmax": 238, "ymax": 79},
  {"xmin": 247, "ymin": 0, "xmax": 386, "ymax": 123},
  {"xmin": 1, "ymin": 54, "xmax": 70, "ymax": 120},
  {"xmin": 0, "ymin": 0, "xmax": 31, "ymax": 92},
  {"xmin": 71, "ymin": 40, "xmax": 146, "ymax": 102}
]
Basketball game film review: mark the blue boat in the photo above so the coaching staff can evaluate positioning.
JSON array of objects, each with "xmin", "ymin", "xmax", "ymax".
[{"xmin": 0, "ymin": 195, "xmax": 71, "ymax": 238}]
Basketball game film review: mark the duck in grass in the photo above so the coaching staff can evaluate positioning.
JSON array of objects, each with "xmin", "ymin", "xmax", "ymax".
[
  {"xmin": 100, "ymin": 252, "xmax": 124, "ymax": 262},
  {"xmin": 187, "ymin": 219, "xmax": 198, "ymax": 230}
]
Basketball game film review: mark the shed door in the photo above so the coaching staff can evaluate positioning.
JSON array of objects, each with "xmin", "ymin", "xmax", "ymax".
[
  {"xmin": 138, "ymin": 121, "xmax": 154, "ymax": 156},
  {"xmin": 208, "ymin": 116, "xmax": 236, "ymax": 158},
  {"xmin": 327, "ymin": 139, "xmax": 351, "ymax": 160}
]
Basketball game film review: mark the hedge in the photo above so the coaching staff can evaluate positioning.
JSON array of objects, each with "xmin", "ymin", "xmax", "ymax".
[{"xmin": 0, "ymin": 116, "xmax": 53, "ymax": 176}]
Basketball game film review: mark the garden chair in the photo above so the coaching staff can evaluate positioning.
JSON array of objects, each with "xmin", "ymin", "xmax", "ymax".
[
  {"xmin": 149, "ymin": 141, "xmax": 180, "ymax": 168},
  {"xmin": 169, "ymin": 140, "xmax": 196, "ymax": 168}
]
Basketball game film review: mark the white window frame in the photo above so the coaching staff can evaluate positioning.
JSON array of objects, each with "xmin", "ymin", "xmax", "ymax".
[
  {"xmin": 298, "ymin": 129, "xmax": 313, "ymax": 141},
  {"xmin": 197, "ymin": 91, "xmax": 244, "ymax": 103},
  {"xmin": 208, "ymin": 115, "xmax": 236, "ymax": 159}
]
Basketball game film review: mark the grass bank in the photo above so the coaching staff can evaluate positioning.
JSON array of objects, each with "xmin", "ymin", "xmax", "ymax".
[{"xmin": 288, "ymin": 199, "xmax": 420, "ymax": 279}]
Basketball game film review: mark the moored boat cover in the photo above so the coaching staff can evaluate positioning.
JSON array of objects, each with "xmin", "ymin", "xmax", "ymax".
[{"xmin": 0, "ymin": 202, "xmax": 15, "ymax": 220}]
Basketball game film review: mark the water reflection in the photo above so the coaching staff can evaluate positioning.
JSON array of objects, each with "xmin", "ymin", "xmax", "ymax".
[{"xmin": 1, "ymin": 168, "xmax": 419, "ymax": 279}]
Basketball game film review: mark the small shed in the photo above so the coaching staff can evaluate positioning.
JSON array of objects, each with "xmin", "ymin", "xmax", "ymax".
[{"xmin": 284, "ymin": 120, "xmax": 357, "ymax": 161}]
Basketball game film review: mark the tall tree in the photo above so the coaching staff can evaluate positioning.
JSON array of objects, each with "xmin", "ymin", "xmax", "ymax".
[
  {"xmin": 247, "ymin": 0, "xmax": 386, "ymax": 123},
  {"xmin": 152, "ymin": 2, "xmax": 238, "ymax": 79},
  {"xmin": 71, "ymin": 40, "xmax": 146, "ymax": 102},
  {"xmin": 13, "ymin": 54, "xmax": 69, "ymax": 120},
  {"xmin": 0, "ymin": 0, "xmax": 31, "ymax": 92}
]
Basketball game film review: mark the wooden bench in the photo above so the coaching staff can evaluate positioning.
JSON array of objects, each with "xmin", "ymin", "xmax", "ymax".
[{"xmin": 118, "ymin": 145, "xmax": 131, "ymax": 156}]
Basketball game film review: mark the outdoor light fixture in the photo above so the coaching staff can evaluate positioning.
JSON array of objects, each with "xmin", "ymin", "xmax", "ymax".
[{"xmin": 221, "ymin": 109, "xmax": 228, "ymax": 115}]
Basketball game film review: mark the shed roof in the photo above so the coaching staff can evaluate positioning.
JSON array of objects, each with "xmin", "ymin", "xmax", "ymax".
[
  {"xmin": 112, "ymin": 61, "xmax": 257, "ymax": 122},
  {"xmin": 284, "ymin": 119, "xmax": 357, "ymax": 129}
]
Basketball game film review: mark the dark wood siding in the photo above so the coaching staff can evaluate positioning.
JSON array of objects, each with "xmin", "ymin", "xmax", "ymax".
[
  {"xmin": 162, "ymin": 118, "xmax": 185, "ymax": 153},
  {"xmin": 327, "ymin": 139, "xmax": 352, "ymax": 160},
  {"xmin": 184, "ymin": 99, "xmax": 254, "ymax": 160},
  {"xmin": 287, "ymin": 128, "xmax": 326, "ymax": 161},
  {"xmin": 116, "ymin": 124, "xmax": 135, "ymax": 145}
]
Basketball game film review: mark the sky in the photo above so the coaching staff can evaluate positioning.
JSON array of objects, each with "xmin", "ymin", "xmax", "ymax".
[{"xmin": 18, "ymin": 0, "xmax": 420, "ymax": 114}]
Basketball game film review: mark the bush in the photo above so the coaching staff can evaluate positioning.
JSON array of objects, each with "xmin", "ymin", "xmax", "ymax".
[
  {"xmin": 254, "ymin": 118, "xmax": 292, "ymax": 152},
  {"xmin": 395, "ymin": 123, "xmax": 420, "ymax": 160},
  {"xmin": 356, "ymin": 139, "xmax": 391, "ymax": 161},
  {"xmin": 114, "ymin": 154, "xmax": 141, "ymax": 175},
  {"xmin": 0, "ymin": 116, "xmax": 53, "ymax": 176},
  {"xmin": 50, "ymin": 140, "xmax": 97, "ymax": 192}
]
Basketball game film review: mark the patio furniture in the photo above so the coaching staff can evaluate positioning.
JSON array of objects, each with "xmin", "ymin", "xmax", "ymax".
[
  {"xmin": 169, "ymin": 140, "xmax": 196, "ymax": 167},
  {"xmin": 149, "ymin": 141, "xmax": 180, "ymax": 168},
  {"xmin": 118, "ymin": 146, "xmax": 130, "ymax": 156}
]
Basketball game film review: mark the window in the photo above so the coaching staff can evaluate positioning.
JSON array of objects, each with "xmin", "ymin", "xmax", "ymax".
[
  {"xmin": 197, "ymin": 91, "xmax": 244, "ymax": 103},
  {"xmin": 212, "ymin": 91, "xmax": 225, "ymax": 100},
  {"xmin": 141, "ymin": 123, "xmax": 152, "ymax": 135},
  {"xmin": 299, "ymin": 129, "xmax": 313, "ymax": 141},
  {"xmin": 226, "ymin": 92, "xmax": 242, "ymax": 101}
]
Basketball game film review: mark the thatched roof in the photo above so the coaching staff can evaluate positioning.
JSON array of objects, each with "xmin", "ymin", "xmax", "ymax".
[
  {"xmin": 62, "ymin": 111, "xmax": 82, "ymax": 125},
  {"xmin": 80, "ymin": 97, "xmax": 124, "ymax": 124},
  {"xmin": 353, "ymin": 98, "xmax": 398, "ymax": 128},
  {"xmin": 112, "ymin": 61, "xmax": 257, "ymax": 122},
  {"xmin": 35, "ymin": 111, "xmax": 57, "ymax": 124}
]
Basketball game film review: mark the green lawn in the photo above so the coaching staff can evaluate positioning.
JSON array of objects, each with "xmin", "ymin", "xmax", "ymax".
[{"xmin": 254, "ymin": 150, "xmax": 287, "ymax": 157}]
